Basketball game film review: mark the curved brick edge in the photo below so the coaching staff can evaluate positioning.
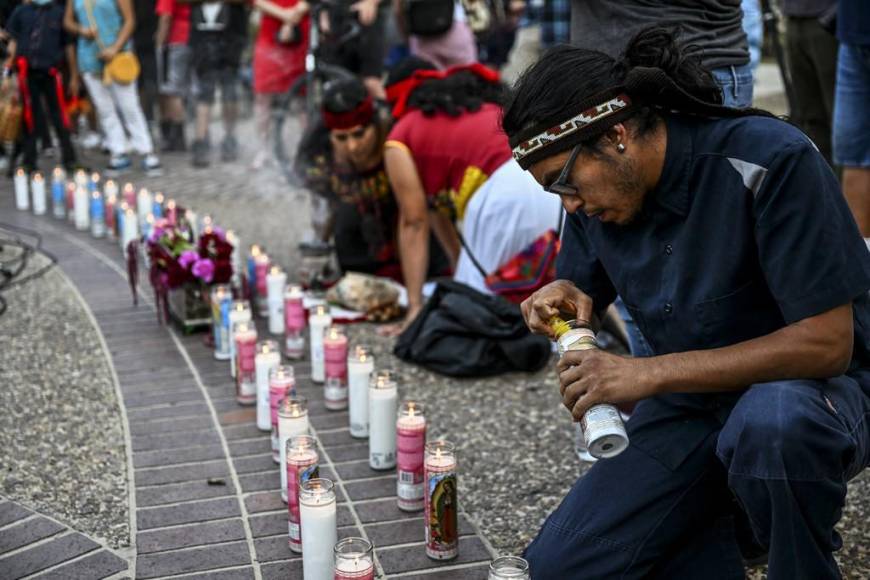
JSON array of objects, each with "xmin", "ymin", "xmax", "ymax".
[
  {"xmin": 3, "ymin": 191, "xmax": 496, "ymax": 579},
  {"xmin": 0, "ymin": 497, "xmax": 130, "ymax": 579}
]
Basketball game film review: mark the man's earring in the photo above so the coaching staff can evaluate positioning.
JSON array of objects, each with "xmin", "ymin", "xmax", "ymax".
[{"xmin": 617, "ymin": 143, "xmax": 626, "ymax": 153}]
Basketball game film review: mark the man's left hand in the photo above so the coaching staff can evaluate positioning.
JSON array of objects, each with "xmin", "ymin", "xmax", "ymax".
[
  {"xmin": 557, "ymin": 350, "xmax": 658, "ymax": 421},
  {"xmin": 351, "ymin": 0, "xmax": 378, "ymax": 26}
]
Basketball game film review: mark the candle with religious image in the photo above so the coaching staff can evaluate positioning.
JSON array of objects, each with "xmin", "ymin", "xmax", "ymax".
[
  {"xmin": 152, "ymin": 192, "xmax": 164, "ymax": 218},
  {"xmin": 309, "ymin": 305, "xmax": 332, "ymax": 384},
  {"xmin": 254, "ymin": 251, "xmax": 271, "ymax": 317},
  {"xmin": 31, "ymin": 172, "xmax": 46, "ymax": 215},
  {"xmin": 288, "ymin": 434, "xmax": 319, "ymax": 552},
  {"xmin": 51, "ymin": 168, "xmax": 65, "ymax": 218},
  {"xmin": 105, "ymin": 192, "xmax": 116, "ymax": 238},
  {"xmin": 283, "ymin": 285, "xmax": 306, "ymax": 359},
  {"xmin": 234, "ymin": 321, "xmax": 258, "ymax": 405},
  {"xmin": 256, "ymin": 340, "xmax": 281, "ymax": 431},
  {"xmin": 74, "ymin": 186, "xmax": 89, "ymax": 230},
  {"xmin": 210, "ymin": 284, "xmax": 233, "ymax": 361},
  {"xmin": 13, "ymin": 168, "xmax": 29, "ymax": 210},
  {"xmin": 369, "ymin": 370, "xmax": 398, "ymax": 470},
  {"xmin": 347, "ymin": 346, "xmax": 374, "ymax": 438},
  {"xmin": 300, "ymin": 478, "xmax": 337, "ymax": 580},
  {"xmin": 90, "ymin": 190, "xmax": 106, "ymax": 238},
  {"xmin": 333, "ymin": 538, "xmax": 375, "ymax": 580},
  {"xmin": 267, "ymin": 266, "xmax": 287, "ymax": 335},
  {"xmin": 247, "ymin": 244, "xmax": 261, "ymax": 302},
  {"xmin": 166, "ymin": 198, "xmax": 178, "ymax": 226},
  {"xmin": 424, "ymin": 440, "xmax": 458, "ymax": 560},
  {"xmin": 270, "ymin": 365, "xmax": 296, "ymax": 462},
  {"xmin": 229, "ymin": 300, "xmax": 253, "ymax": 379},
  {"xmin": 323, "ymin": 326, "xmax": 349, "ymax": 411},
  {"xmin": 397, "ymin": 401, "xmax": 426, "ymax": 511},
  {"xmin": 488, "ymin": 556, "xmax": 530, "ymax": 580},
  {"xmin": 279, "ymin": 396, "xmax": 310, "ymax": 502}
]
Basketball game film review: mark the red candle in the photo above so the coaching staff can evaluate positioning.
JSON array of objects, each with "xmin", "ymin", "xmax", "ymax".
[
  {"xmin": 323, "ymin": 326, "xmax": 348, "ymax": 411},
  {"xmin": 288, "ymin": 435, "xmax": 319, "ymax": 553},
  {"xmin": 396, "ymin": 401, "xmax": 426, "ymax": 512},
  {"xmin": 270, "ymin": 366, "xmax": 296, "ymax": 462},
  {"xmin": 235, "ymin": 322, "xmax": 258, "ymax": 405}
]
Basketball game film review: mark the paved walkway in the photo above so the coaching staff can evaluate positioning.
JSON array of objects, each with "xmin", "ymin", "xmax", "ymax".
[{"xmin": 0, "ymin": 192, "xmax": 494, "ymax": 578}]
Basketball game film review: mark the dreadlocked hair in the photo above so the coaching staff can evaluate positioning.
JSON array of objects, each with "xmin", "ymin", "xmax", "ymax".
[
  {"xmin": 323, "ymin": 77, "xmax": 369, "ymax": 116},
  {"xmin": 502, "ymin": 26, "xmax": 774, "ymax": 152},
  {"xmin": 386, "ymin": 57, "xmax": 506, "ymax": 118}
]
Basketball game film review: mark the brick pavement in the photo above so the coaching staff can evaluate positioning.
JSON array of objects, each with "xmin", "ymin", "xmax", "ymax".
[{"xmin": 1, "ymin": 184, "xmax": 494, "ymax": 578}]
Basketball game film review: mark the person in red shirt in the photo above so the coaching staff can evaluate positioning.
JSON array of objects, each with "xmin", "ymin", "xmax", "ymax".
[
  {"xmin": 383, "ymin": 58, "xmax": 561, "ymax": 331},
  {"xmin": 155, "ymin": 0, "xmax": 191, "ymax": 151},
  {"xmin": 251, "ymin": 0, "xmax": 308, "ymax": 169}
]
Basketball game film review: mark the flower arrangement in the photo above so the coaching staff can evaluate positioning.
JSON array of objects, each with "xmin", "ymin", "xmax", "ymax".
[{"xmin": 147, "ymin": 218, "xmax": 233, "ymax": 289}]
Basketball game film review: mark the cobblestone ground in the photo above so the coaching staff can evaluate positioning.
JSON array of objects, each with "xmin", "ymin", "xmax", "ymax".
[{"xmin": 2, "ymin": 92, "xmax": 870, "ymax": 578}]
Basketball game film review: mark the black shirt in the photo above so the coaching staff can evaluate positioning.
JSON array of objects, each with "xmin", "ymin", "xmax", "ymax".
[
  {"xmin": 557, "ymin": 114, "xmax": 870, "ymax": 370},
  {"xmin": 6, "ymin": 3, "xmax": 70, "ymax": 71}
]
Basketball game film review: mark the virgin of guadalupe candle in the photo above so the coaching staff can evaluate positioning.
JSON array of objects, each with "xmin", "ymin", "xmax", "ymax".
[
  {"xmin": 424, "ymin": 440, "xmax": 458, "ymax": 560},
  {"xmin": 51, "ymin": 168, "xmax": 65, "ymax": 218},
  {"xmin": 31, "ymin": 172, "xmax": 46, "ymax": 215},
  {"xmin": 369, "ymin": 370, "xmax": 398, "ymax": 470},
  {"xmin": 13, "ymin": 168, "xmax": 29, "ymax": 210},
  {"xmin": 397, "ymin": 401, "xmax": 426, "ymax": 511},
  {"xmin": 279, "ymin": 396, "xmax": 310, "ymax": 502},
  {"xmin": 333, "ymin": 538, "xmax": 375, "ymax": 580},
  {"xmin": 309, "ymin": 305, "xmax": 332, "ymax": 384},
  {"xmin": 228, "ymin": 300, "xmax": 252, "ymax": 378},
  {"xmin": 254, "ymin": 252, "xmax": 271, "ymax": 317},
  {"xmin": 267, "ymin": 266, "xmax": 287, "ymax": 335},
  {"xmin": 300, "ymin": 478, "xmax": 337, "ymax": 580},
  {"xmin": 74, "ymin": 186, "xmax": 89, "ymax": 230},
  {"xmin": 288, "ymin": 435, "xmax": 319, "ymax": 552},
  {"xmin": 323, "ymin": 326, "xmax": 349, "ymax": 411},
  {"xmin": 255, "ymin": 340, "xmax": 281, "ymax": 431},
  {"xmin": 90, "ymin": 191, "xmax": 106, "ymax": 238},
  {"xmin": 152, "ymin": 192, "xmax": 164, "ymax": 218},
  {"xmin": 347, "ymin": 346, "xmax": 374, "ymax": 438},
  {"xmin": 488, "ymin": 556, "xmax": 530, "ymax": 580},
  {"xmin": 283, "ymin": 285, "xmax": 306, "ymax": 359},
  {"xmin": 234, "ymin": 321, "xmax": 258, "ymax": 405},
  {"xmin": 269, "ymin": 365, "xmax": 296, "ymax": 461},
  {"xmin": 210, "ymin": 285, "xmax": 233, "ymax": 360}
]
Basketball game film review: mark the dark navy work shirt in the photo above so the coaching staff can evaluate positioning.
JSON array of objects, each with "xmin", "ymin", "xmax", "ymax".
[
  {"xmin": 6, "ymin": 4, "xmax": 70, "ymax": 71},
  {"xmin": 557, "ymin": 114, "xmax": 870, "ymax": 370}
]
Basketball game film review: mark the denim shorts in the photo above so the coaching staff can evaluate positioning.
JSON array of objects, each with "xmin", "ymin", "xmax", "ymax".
[
  {"xmin": 833, "ymin": 43, "xmax": 870, "ymax": 168},
  {"xmin": 711, "ymin": 62, "xmax": 754, "ymax": 109}
]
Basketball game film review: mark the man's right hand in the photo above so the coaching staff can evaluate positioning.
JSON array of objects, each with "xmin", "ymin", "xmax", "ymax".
[{"xmin": 521, "ymin": 279, "xmax": 594, "ymax": 338}]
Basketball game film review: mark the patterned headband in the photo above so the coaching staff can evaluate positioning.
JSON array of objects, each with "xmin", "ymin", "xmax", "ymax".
[{"xmin": 509, "ymin": 91, "xmax": 637, "ymax": 169}]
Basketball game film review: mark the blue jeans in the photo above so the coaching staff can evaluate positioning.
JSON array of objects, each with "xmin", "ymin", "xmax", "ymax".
[
  {"xmin": 524, "ymin": 373, "xmax": 870, "ymax": 579},
  {"xmin": 833, "ymin": 43, "xmax": 870, "ymax": 168},
  {"xmin": 614, "ymin": 62, "xmax": 755, "ymax": 358}
]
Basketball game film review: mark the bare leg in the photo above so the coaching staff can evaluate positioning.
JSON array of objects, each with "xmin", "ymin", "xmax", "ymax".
[
  {"xmin": 195, "ymin": 103, "xmax": 210, "ymax": 141},
  {"xmin": 843, "ymin": 167, "xmax": 870, "ymax": 237},
  {"xmin": 252, "ymin": 93, "xmax": 273, "ymax": 168}
]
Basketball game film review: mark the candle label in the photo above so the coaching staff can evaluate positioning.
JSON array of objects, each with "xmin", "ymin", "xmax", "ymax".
[
  {"xmin": 424, "ymin": 467, "xmax": 458, "ymax": 559},
  {"xmin": 324, "ymin": 341, "xmax": 348, "ymax": 410},
  {"xmin": 397, "ymin": 425, "xmax": 426, "ymax": 510},
  {"xmin": 270, "ymin": 383, "xmax": 294, "ymax": 458},
  {"xmin": 287, "ymin": 461, "xmax": 318, "ymax": 550},
  {"xmin": 369, "ymin": 450, "xmax": 395, "ymax": 469},
  {"xmin": 284, "ymin": 331, "xmax": 305, "ymax": 360},
  {"xmin": 212, "ymin": 297, "xmax": 232, "ymax": 357},
  {"xmin": 285, "ymin": 297, "xmax": 306, "ymax": 331},
  {"xmin": 236, "ymin": 337, "xmax": 257, "ymax": 401}
]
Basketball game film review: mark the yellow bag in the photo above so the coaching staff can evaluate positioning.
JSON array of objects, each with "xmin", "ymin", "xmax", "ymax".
[{"xmin": 102, "ymin": 51, "xmax": 140, "ymax": 85}]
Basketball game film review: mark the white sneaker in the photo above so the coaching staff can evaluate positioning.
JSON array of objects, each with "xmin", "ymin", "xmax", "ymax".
[
  {"xmin": 143, "ymin": 154, "xmax": 163, "ymax": 176},
  {"xmin": 80, "ymin": 131, "xmax": 102, "ymax": 149}
]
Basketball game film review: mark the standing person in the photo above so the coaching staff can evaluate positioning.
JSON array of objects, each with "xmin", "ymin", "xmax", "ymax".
[
  {"xmin": 401, "ymin": 0, "xmax": 478, "ymax": 69},
  {"xmin": 64, "ymin": 0, "xmax": 163, "ymax": 175},
  {"xmin": 320, "ymin": 0, "xmax": 388, "ymax": 98},
  {"xmin": 250, "ymin": 0, "xmax": 308, "ymax": 169},
  {"xmin": 502, "ymin": 27, "xmax": 870, "ymax": 578},
  {"xmin": 134, "ymin": 0, "xmax": 159, "ymax": 130},
  {"xmin": 383, "ymin": 58, "xmax": 560, "ymax": 329},
  {"xmin": 833, "ymin": 0, "xmax": 870, "ymax": 242},
  {"xmin": 186, "ymin": 0, "xmax": 249, "ymax": 168},
  {"xmin": 3, "ymin": 0, "xmax": 78, "ymax": 172},
  {"xmin": 155, "ymin": 0, "xmax": 191, "ymax": 151},
  {"xmin": 783, "ymin": 0, "xmax": 838, "ymax": 165}
]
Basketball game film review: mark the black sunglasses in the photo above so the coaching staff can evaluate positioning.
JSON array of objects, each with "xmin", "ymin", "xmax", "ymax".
[{"xmin": 545, "ymin": 145, "xmax": 582, "ymax": 197}]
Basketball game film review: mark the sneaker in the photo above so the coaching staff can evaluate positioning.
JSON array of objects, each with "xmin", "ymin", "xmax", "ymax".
[
  {"xmin": 143, "ymin": 154, "xmax": 163, "ymax": 176},
  {"xmin": 80, "ymin": 131, "xmax": 102, "ymax": 150},
  {"xmin": 105, "ymin": 155, "xmax": 132, "ymax": 177},
  {"xmin": 221, "ymin": 135, "xmax": 239, "ymax": 162},
  {"xmin": 192, "ymin": 139, "xmax": 210, "ymax": 168}
]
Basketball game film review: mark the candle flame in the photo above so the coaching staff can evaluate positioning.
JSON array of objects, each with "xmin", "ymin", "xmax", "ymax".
[
  {"xmin": 167, "ymin": 199, "xmax": 176, "ymax": 209},
  {"xmin": 123, "ymin": 183, "xmax": 134, "ymax": 191},
  {"xmin": 270, "ymin": 266, "xmax": 281, "ymax": 275},
  {"xmin": 155, "ymin": 192, "xmax": 164, "ymax": 203},
  {"xmin": 32, "ymin": 172, "xmax": 43, "ymax": 182},
  {"xmin": 251, "ymin": 244, "xmax": 261, "ymax": 256},
  {"xmin": 91, "ymin": 172, "xmax": 100, "ymax": 182},
  {"xmin": 146, "ymin": 214, "xmax": 155, "ymax": 224},
  {"xmin": 107, "ymin": 193, "xmax": 116, "ymax": 203},
  {"xmin": 435, "ymin": 447, "xmax": 442, "ymax": 459},
  {"xmin": 16, "ymin": 168, "xmax": 24, "ymax": 176},
  {"xmin": 91, "ymin": 191, "xmax": 100, "ymax": 199},
  {"xmin": 53, "ymin": 167, "xmax": 63, "ymax": 177},
  {"xmin": 138, "ymin": 187, "xmax": 149, "ymax": 196},
  {"xmin": 408, "ymin": 402, "xmax": 415, "ymax": 417}
]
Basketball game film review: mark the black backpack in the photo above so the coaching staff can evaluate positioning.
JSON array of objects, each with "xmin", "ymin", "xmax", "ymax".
[{"xmin": 405, "ymin": 0, "xmax": 454, "ymax": 37}]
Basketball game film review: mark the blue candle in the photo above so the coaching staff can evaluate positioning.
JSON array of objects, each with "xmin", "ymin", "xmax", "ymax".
[
  {"xmin": 90, "ymin": 192, "xmax": 105, "ymax": 221},
  {"xmin": 152, "ymin": 192, "xmax": 164, "ymax": 218},
  {"xmin": 88, "ymin": 172, "xmax": 100, "ymax": 193}
]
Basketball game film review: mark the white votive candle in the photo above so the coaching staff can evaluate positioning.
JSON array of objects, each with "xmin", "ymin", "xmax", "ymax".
[
  {"xmin": 255, "ymin": 340, "xmax": 281, "ymax": 431},
  {"xmin": 334, "ymin": 537, "xmax": 375, "ymax": 580},
  {"xmin": 74, "ymin": 186, "xmax": 89, "ymax": 230},
  {"xmin": 279, "ymin": 395, "xmax": 310, "ymax": 502},
  {"xmin": 309, "ymin": 304, "xmax": 332, "ymax": 384},
  {"xmin": 300, "ymin": 478, "xmax": 337, "ymax": 580},
  {"xmin": 136, "ymin": 188, "xmax": 152, "ymax": 228},
  {"xmin": 31, "ymin": 172, "xmax": 46, "ymax": 215},
  {"xmin": 120, "ymin": 206, "xmax": 138, "ymax": 251},
  {"xmin": 348, "ymin": 346, "xmax": 374, "ymax": 438},
  {"xmin": 228, "ymin": 300, "xmax": 252, "ymax": 379},
  {"xmin": 267, "ymin": 266, "xmax": 287, "ymax": 335},
  {"xmin": 234, "ymin": 321, "xmax": 258, "ymax": 405},
  {"xmin": 270, "ymin": 365, "xmax": 296, "ymax": 462},
  {"xmin": 369, "ymin": 370, "xmax": 398, "ymax": 470},
  {"xmin": 288, "ymin": 434, "xmax": 318, "ymax": 552}
]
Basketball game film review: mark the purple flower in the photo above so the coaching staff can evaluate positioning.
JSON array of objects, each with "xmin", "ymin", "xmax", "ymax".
[
  {"xmin": 178, "ymin": 250, "xmax": 199, "ymax": 269},
  {"xmin": 147, "ymin": 226, "xmax": 166, "ymax": 244},
  {"xmin": 191, "ymin": 258, "xmax": 215, "ymax": 283},
  {"xmin": 212, "ymin": 226, "xmax": 226, "ymax": 240}
]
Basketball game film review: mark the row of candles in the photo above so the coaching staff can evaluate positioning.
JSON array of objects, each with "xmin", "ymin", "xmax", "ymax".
[{"xmin": 13, "ymin": 166, "xmax": 531, "ymax": 580}]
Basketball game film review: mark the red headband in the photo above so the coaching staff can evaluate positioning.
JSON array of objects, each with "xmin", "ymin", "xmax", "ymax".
[
  {"xmin": 385, "ymin": 63, "xmax": 500, "ymax": 119},
  {"xmin": 322, "ymin": 96, "xmax": 375, "ymax": 130}
]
